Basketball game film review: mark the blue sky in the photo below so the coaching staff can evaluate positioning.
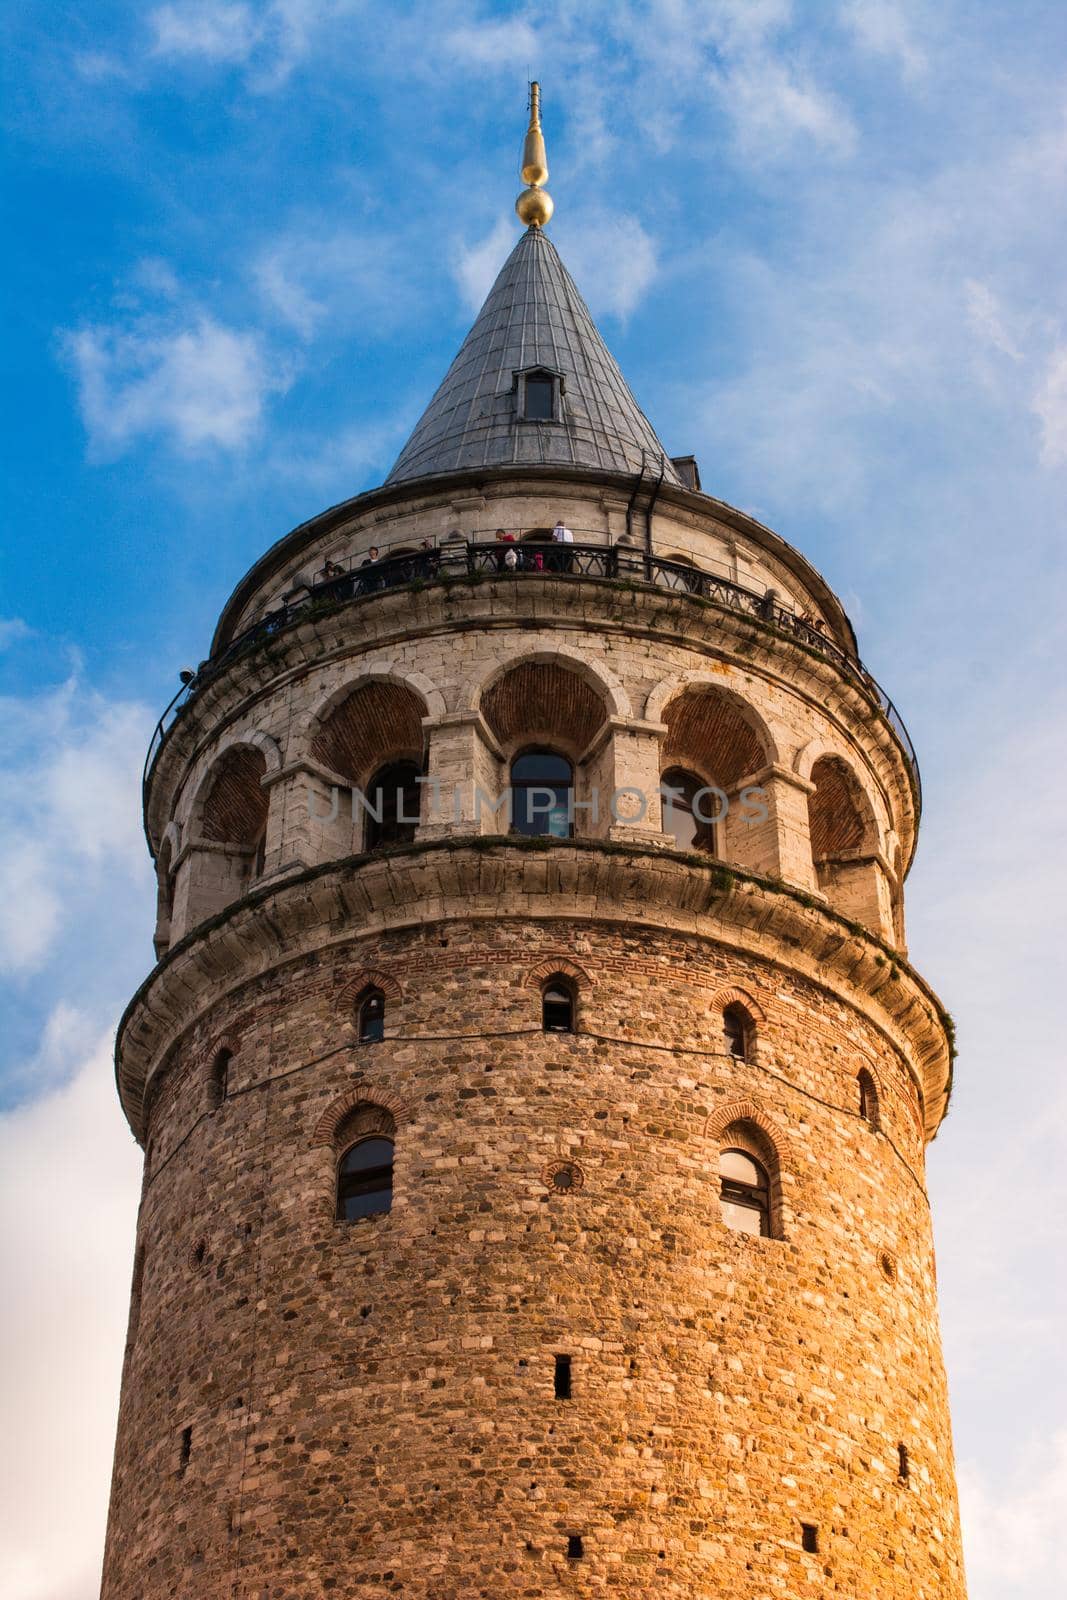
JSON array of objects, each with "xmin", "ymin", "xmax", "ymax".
[{"xmin": 2, "ymin": 2, "xmax": 1067, "ymax": 1595}]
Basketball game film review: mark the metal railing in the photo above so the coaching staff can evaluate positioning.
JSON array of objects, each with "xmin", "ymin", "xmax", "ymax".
[{"xmin": 143, "ymin": 540, "xmax": 921, "ymax": 826}]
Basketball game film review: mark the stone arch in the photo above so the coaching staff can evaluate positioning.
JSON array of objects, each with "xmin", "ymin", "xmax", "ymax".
[
  {"xmin": 705, "ymin": 1100, "xmax": 786, "ymax": 1239},
  {"xmin": 523, "ymin": 957, "xmax": 595, "ymax": 988},
  {"xmin": 708, "ymin": 983, "xmax": 766, "ymax": 1024},
  {"xmin": 337, "ymin": 967, "xmax": 403, "ymax": 1009},
  {"xmin": 215, "ymin": 727, "xmax": 283, "ymax": 776},
  {"xmin": 305, "ymin": 664, "xmax": 445, "ymax": 740},
  {"xmin": 313, "ymin": 1086, "xmax": 411, "ymax": 1148}
]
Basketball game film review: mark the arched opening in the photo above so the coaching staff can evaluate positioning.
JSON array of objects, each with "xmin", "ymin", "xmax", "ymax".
[
  {"xmin": 660, "ymin": 687, "xmax": 770, "ymax": 871},
  {"xmin": 336, "ymin": 1137, "xmax": 394, "ymax": 1221},
  {"xmin": 660, "ymin": 766, "xmax": 718, "ymax": 853},
  {"xmin": 209, "ymin": 1047, "xmax": 231, "ymax": 1109},
  {"xmin": 510, "ymin": 749, "xmax": 573, "ymax": 838},
  {"xmin": 201, "ymin": 746, "xmax": 269, "ymax": 870},
  {"xmin": 807, "ymin": 756, "xmax": 886, "ymax": 935},
  {"xmin": 310, "ymin": 680, "xmax": 427, "ymax": 857},
  {"xmin": 542, "ymin": 977, "xmax": 576, "ymax": 1032},
  {"xmin": 719, "ymin": 1148, "xmax": 770, "ymax": 1236},
  {"xmin": 858, "ymin": 1067, "xmax": 880, "ymax": 1129},
  {"xmin": 357, "ymin": 987, "xmax": 385, "ymax": 1044},
  {"xmin": 363, "ymin": 760, "xmax": 421, "ymax": 851},
  {"xmin": 722, "ymin": 1003, "xmax": 753, "ymax": 1062}
]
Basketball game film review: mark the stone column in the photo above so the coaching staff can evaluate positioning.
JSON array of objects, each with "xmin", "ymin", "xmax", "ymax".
[{"xmin": 720, "ymin": 763, "xmax": 820, "ymax": 890}]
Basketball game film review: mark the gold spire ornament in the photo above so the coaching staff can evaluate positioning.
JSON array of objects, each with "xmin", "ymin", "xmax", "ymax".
[{"xmin": 515, "ymin": 81, "xmax": 554, "ymax": 228}]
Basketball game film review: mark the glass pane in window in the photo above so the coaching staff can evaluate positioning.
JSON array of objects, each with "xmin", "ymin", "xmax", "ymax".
[
  {"xmin": 721, "ymin": 1197, "xmax": 764, "ymax": 1235},
  {"xmin": 525, "ymin": 377, "xmax": 554, "ymax": 420},
  {"xmin": 359, "ymin": 994, "xmax": 385, "ymax": 1042},
  {"xmin": 719, "ymin": 1149, "xmax": 761, "ymax": 1184},
  {"xmin": 337, "ymin": 1138, "xmax": 393, "ymax": 1221},
  {"xmin": 543, "ymin": 987, "xmax": 573, "ymax": 1031},
  {"xmin": 510, "ymin": 751, "xmax": 573, "ymax": 837}
]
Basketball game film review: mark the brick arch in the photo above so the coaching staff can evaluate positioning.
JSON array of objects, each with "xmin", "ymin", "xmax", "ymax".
[
  {"xmin": 303, "ymin": 665, "xmax": 444, "ymax": 743},
  {"xmin": 808, "ymin": 754, "xmax": 880, "ymax": 859},
  {"xmin": 464, "ymin": 645, "xmax": 632, "ymax": 724},
  {"xmin": 708, "ymin": 984, "xmax": 766, "ymax": 1024},
  {"xmin": 524, "ymin": 957, "xmax": 595, "ymax": 988},
  {"xmin": 214, "ymin": 727, "xmax": 283, "ymax": 775},
  {"xmin": 337, "ymin": 968, "xmax": 402, "ymax": 1009},
  {"xmin": 646, "ymin": 676, "xmax": 779, "ymax": 788},
  {"xmin": 306, "ymin": 676, "xmax": 430, "ymax": 786},
  {"xmin": 188, "ymin": 737, "xmax": 276, "ymax": 843},
  {"xmin": 703, "ymin": 1097, "xmax": 780, "ymax": 1145},
  {"xmin": 313, "ymin": 1086, "xmax": 411, "ymax": 1148}
]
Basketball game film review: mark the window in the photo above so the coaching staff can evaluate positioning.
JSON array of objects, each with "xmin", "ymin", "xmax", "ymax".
[
  {"xmin": 178, "ymin": 1425, "xmax": 193, "ymax": 1474},
  {"xmin": 542, "ymin": 979, "xmax": 575, "ymax": 1033},
  {"xmin": 897, "ymin": 1443, "xmax": 910, "ymax": 1481},
  {"xmin": 566, "ymin": 1535, "xmax": 584, "ymax": 1560},
  {"xmin": 509, "ymin": 749, "xmax": 573, "ymax": 838},
  {"xmin": 522, "ymin": 369, "xmax": 557, "ymax": 421},
  {"xmin": 722, "ymin": 1004, "xmax": 750, "ymax": 1061},
  {"xmin": 858, "ymin": 1068, "xmax": 880, "ymax": 1129},
  {"xmin": 357, "ymin": 989, "xmax": 385, "ymax": 1044},
  {"xmin": 336, "ymin": 1137, "xmax": 394, "ymax": 1222},
  {"xmin": 719, "ymin": 1148, "xmax": 770, "ymax": 1236},
  {"xmin": 210, "ymin": 1048, "xmax": 231, "ymax": 1108},
  {"xmin": 661, "ymin": 766, "xmax": 716, "ymax": 853},
  {"xmin": 801, "ymin": 1523, "xmax": 819, "ymax": 1554},
  {"xmin": 554, "ymin": 1354, "xmax": 572, "ymax": 1399},
  {"xmin": 364, "ymin": 760, "xmax": 421, "ymax": 851}
]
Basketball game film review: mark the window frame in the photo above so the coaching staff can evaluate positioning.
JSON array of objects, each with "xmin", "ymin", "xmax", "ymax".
[
  {"xmin": 509, "ymin": 747, "xmax": 574, "ymax": 838},
  {"xmin": 722, "ymin": 1003, "xmax": 751, "ymax": 1062},
  {"xmin": 541, "ymin": 977, "xmax": 576, "ymax": 1033},
  {"xmin": 357, "ymin": 987, "xmax": 386, "ymax": 1044},
  {"xmin": 516, "ymin": 366, "xmax": 562, "ymax": 424},
  {"xmin": 660, "ymin": 765, "xmax": 718, "ymax": 854},
  {"xmin": 719, "ymin": 1146, "xmax": 771, "ymax": 1237},
  {"xmin": 336, "ymin": 1135, "xmax": 395, "ymax": 1223},
  {"xmin": 363, "ymin": 759, "xmax": 422, "ymax": 852}
]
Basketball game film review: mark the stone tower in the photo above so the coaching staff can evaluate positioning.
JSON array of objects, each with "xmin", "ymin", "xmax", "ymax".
[{"xmin": 102, "ymin": 90, "xmax": 966, "ymax": 1600}]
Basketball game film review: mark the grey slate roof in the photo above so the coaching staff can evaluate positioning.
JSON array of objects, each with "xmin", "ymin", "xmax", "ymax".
[{"xmin": 385, "ymin": 226, "xmax": 682, "ymax": 488}]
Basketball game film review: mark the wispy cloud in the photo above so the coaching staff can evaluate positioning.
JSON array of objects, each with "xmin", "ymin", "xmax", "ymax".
[
  {"xmin": 0, "ymin": 674, "xmax": 151, "ymax": 978},
  {"xmin": 959, "ymin": 1433, "xmax": 1067, "ymax": 1595},
  {"xmin": 147, "ymin": 0, "xmax": 358, "ymax": 89},
  {"xmin": 841, "ymin": 0, "xmax": 929, "ymax": 79},
  {"xmin": 61, "ymin": 311, "xmax": 288, "ymax": 458},
  {"xmin": 1032, "ymin": 346, "xmax": 1067, "ymax": 467},
  {"xmin": 0, "ymin": 1026, "xmax": 141, "ymax": 1600}
]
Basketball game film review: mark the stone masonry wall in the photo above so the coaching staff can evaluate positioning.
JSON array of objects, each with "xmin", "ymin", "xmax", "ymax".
[{"xmin": 101, "ymin": 917, "xmax": 964, "ymax": 1600}]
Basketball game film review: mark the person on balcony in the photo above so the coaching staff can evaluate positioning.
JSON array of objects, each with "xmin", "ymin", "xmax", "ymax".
[
  {"xmin": 551, "ymin": 517, "xmax": 574, "ymax": 572},
  {"xmin": 494, "ymin": 527, "xmax": 517, "ymax": 572}
]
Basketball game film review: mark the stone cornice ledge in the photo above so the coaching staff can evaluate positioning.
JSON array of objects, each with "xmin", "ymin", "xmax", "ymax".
[{"xmin": 115, "ymin": 837, "xmax": 954, "ymax": 1144}]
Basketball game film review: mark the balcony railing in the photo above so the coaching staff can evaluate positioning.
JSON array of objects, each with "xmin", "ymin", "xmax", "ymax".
[{"xmin": 144, "ymin": 539, "xmax": 921, "ymax": 823}]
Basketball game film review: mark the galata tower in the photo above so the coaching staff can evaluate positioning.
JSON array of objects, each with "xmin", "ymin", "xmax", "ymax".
[{"xmin": 102, "ymin": 87, "xmax": 966, "ymax": 1600}]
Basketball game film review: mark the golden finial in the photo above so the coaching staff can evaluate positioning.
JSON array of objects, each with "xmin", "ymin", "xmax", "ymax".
[{"xmin": 516, "ymin": 81, "xmax": 554, "ymax": 229}]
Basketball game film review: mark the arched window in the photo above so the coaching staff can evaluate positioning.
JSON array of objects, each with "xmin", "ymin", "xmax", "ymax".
[
  {"xmin": 542, "ymin": 978, "xmax": 575, "ymax": 1033},
  {"xmin": 510, "ymin": 749, "xmax": 573, "ymax": 838},
  {"xmin": 661, "ymin": 767, "xmax": 717, "ymax": 853},
  {"xmin": 364, "ymin": 760, "xmax": 421, "ymax": 852},
  {"xmin": 722, "ymin": 1004, "xmax": 751, "ymax": 1061},
  {"xmin": 336, "ymin": 1137, "xmax": 394, "ymax": 1221},
  {"xmin": 209, "ymin": 1048, "xmax": 231, "ymax": 1109},
  {"xmin": 357, "ymin": 988, "xmax": 385, "ymax": 1044},
  {"xmin": 858, "ymin": 1068, "xmax": 880, "ymax": 1129},
  {"xmin": 719, "ymin": 1148, "xmax": 770, "ymax": 1236}
]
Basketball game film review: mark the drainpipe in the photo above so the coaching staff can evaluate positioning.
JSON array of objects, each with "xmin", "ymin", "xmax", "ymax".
[
  {"xmin": 644, "ymin": 455, "xmax": 666, "ymax": 583},
  {"xmin": 625, "ymin": 453, "xmax": 647, "ymax": 555}
]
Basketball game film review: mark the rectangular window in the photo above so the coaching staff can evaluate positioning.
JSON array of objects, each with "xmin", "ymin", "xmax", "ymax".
[
  {"xmin": 801, "ymin": 1523, "xmax": 818, "ymax": 1553},
  {"xmin": 554, "ymin": 1354, "xmax": 572, "ymax": 1399},
  {"xmin": 179, "ymin": 1425, "xmax": 192, "ymax": 1473},
  {"xmin": 525, "ymin": 377, "xmax": 554, "ymax": 420}
]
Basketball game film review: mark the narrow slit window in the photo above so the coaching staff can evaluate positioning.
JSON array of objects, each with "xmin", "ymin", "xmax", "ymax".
[
  {"xmin": 358, "ymin": 989, "xmax": 385, "ymax": 1044},
  {"xmin": 566, "ymin": 1535, "xmax": 584, "ymax": 1560},
  {"xmin": 898, "ymin": 1443, "xmax": 910, "ymax": 1481},
  {"xmin": 210, "ymin": 1048, "xmax": 231, "ymax": 1108},
  {"xmin": 722, "ymin": 1004, "xmax": 750, "ymax": 1061},
  {"xmin": 179, "ymin": 1426, "xmax": 192, "ymax": 1473},
  {"xmin": 542, "ymin": 980, "xmax": 575, "ymax": 1033},
  {"xmin": 858, "ymin": 1068, "xmax": 880, "ymax": 1129},
  {"xmin": 554, "ymin": 1354, "xmax": 572, "ymax": 1399},
  {"xmin": 801, "ymin": 1523, "xmax": 819, "ymax": 1553}
]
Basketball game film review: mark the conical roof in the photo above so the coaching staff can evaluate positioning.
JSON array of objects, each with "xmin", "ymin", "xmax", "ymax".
[{"xmin": 385, "ymin": 226, "xmax": 681, "ymax": 487}]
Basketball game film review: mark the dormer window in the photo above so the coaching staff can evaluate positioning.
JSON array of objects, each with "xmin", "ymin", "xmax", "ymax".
[{"xmin": 516, "ymin": 366, "xmax": 561, "ymax": 422}]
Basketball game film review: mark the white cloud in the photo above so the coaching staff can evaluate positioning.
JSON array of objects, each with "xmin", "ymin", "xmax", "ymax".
[
  {"xmin": 1032, "ymin": 345, "xmax": 1067, "ymax": 466},
  {"xmin": 554, "ymin": 213, "xmax": 660, "ymax": 320},
  {"xmin": 965, "ymin": 278, "xmax": 1023, "ymax": 361},
  {"xmin": 0, "ymin": 675, "xmax": 151, "ymax": 976},
  {"xmin": 720, "ymin": 53, "xmax": 857, "ymax": 161},
  {"xmin": 150, "ymin": 0, "xmax": 261, "ymax": 63},
  {"xmin": 0, "ymin": 1026, "xmax": 141, "ymax": 1600},
  {"xmin": 841, "ymin": 0, "xmax": 928, "ymax": 79},
  {"xmin": 958, "ymin": 1434, "xmax": 1067, "ymax": 1595},
  {"xmin": 0, "ymin": 618, "xmax": 32, "ymax": 650},
  {"xmin": 254, "ymin": 227, "xmax": 409, "ymax": 339},
  {"xmin": 147, "ymin": 0, "xmax": 357, "ymax": 89},
  {"xmin": 62, "ymin": 312, "xmax": 287, "ymax": 458},
  {"xmin": 454, "ymin": 217, "xmax": 517, "ymax": 313},
  {"xmin": 444, "ymin": 17, "xmax": 538, "ymax": 66}
]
